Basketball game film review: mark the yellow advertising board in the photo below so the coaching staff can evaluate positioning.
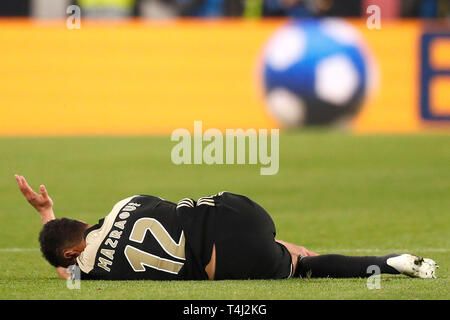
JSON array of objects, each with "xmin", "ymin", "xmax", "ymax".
[{"xmin": 0, "ymin": 19, "xmax": 448, "ymax": 136}]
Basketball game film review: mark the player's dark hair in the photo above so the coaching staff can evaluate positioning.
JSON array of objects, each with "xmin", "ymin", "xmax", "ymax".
[{"xmin": 38, "ymin": 218, "xmax": 87, "ymax": 268}]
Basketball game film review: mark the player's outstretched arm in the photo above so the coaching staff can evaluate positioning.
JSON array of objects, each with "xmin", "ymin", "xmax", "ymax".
[
  {"xmin": 15, "ymin": 175, "xmax": 70, "ymax": 279},
  {"xmin": 15, "ymin": 174, "xmax": 55, "ymax": 224}
]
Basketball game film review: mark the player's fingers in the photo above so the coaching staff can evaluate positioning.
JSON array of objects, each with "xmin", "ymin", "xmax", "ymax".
[
  {"xmin": 15, "ymin": 175, "xmax": 30, "ymax": 197},
  {"xmin": 19, "ymin": 176, "xmax": 38, "ymax": 199},
  {"xmin": 16, "ymin": 174, "xmax": 27, "ymax": 188},
  {"xmin": 21, "ymin": 176, "xmax": 36, "ymax": 194},
  {"xmin": 39, "ymin": 185, "xmax": 49, "ymax": 199},
  {"xmin": 16, "ymin": 176, "xmax": 29, "ymax": 194},
  {"xmin": 15, "ymin": 174, "xmax": 22, "ymax": 187}
]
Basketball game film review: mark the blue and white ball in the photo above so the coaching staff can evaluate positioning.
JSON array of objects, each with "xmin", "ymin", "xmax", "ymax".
[{"xmin": 262, "ymin": 19, "xmax": 374, "ymax": 127}]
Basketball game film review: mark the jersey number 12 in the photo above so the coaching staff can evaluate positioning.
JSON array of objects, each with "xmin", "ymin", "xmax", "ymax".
[{"xmin": 124, "ymin": 218, "xmax": 186, "ymax": 274}]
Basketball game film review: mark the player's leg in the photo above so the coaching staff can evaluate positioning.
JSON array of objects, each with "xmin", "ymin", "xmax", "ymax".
[
  {"xmin": 276, "ymin": 240, "xmax": 438, "ymax": 279},
  {"xmin": 213, "ymin": 192, "xmax": 293, "ymax": 280},
  {"xmin": 294, "ymin": 253, "xmax": 438, "ymax": 279}
]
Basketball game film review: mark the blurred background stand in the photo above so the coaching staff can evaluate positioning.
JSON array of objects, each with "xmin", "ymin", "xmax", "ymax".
[
  {"xmin": 139, "ymin": 0, "xmax": 178, "ymax": 19},
  {"xmin": 1, "ymin": 0, "xmax": 448, "ymax": 18},
  {"xmin": 31, "ymin": 0, "xmax": 71, "ymax": 19},
  {"xmin": 76, "ymin": 0, "xmax": 136, "ymax": 18},
  {"xmin": 29, "ymin": 0, "xmax": 137, "ymax": 19},
  {"xmin": 362, "ymin": 0, "xmax": 401, "ymax": 19}
]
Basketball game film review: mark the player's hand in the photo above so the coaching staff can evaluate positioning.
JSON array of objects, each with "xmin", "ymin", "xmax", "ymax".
[
  {"xmin": 298, "ymin": 246, "xmax": 319, "ymax": 257},
  {"xmin": 276, "ymin": 240, "xmax": 320, "ymax": 257},
  {"xmin": 15, "ymin": 175, "xmax": 54, "ymax": 216}
]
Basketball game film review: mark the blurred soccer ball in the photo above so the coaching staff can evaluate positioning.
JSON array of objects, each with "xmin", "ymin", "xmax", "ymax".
[{"xmin": 262, "ymin": 19, "xmax": 375, "ymax": 127}]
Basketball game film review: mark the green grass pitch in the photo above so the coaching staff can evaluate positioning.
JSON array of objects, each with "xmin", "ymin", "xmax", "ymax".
[{"xmin": 0, "ymin": 131, "xmax": 449, "ymax": 300}]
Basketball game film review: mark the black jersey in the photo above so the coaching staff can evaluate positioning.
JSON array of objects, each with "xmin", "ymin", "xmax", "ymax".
[
  {"xmin": 77, "ymin": 194, "xmax": 216, "ymax": 280},
  {"xmin": 76, "ymin": 192, "xmax": 292, "ymax": 281}
]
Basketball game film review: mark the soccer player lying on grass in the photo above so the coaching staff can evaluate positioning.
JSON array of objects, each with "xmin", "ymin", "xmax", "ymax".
[{"xmin": 15, "ymin": 175, "xmax": 438, "ymax": 281}]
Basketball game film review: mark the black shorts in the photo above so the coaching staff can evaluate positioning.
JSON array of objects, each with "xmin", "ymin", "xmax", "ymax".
[{"xmin": 212, "ymin": 192, "xmax": 293, "ymax": 280}]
